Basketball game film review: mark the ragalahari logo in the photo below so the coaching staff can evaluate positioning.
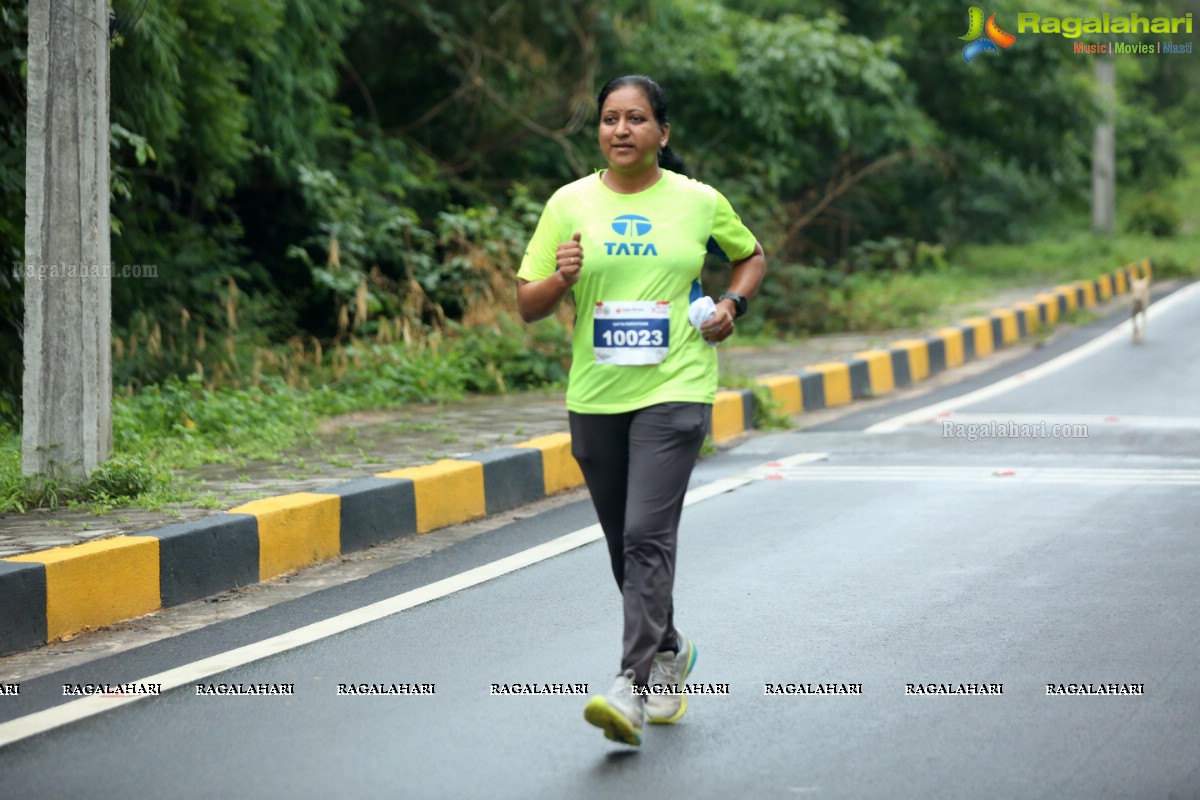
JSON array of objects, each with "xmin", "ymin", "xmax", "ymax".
[{"xmin": 960, "ymin": 7, "xmax": 1017, "ymax": 62}]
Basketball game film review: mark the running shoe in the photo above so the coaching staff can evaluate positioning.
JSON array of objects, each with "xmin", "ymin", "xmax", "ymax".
[
  {"xmin": 583, "ymin": 669, "xmax": 645, "ymax": 746},
  {"xmin": 646, "ymin": 633, "xmax": 697, "ymax": 724}
]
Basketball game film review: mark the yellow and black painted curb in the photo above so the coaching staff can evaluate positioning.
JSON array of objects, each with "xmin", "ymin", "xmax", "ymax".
[
  {"xmin": 0, "ymin": 261, "xmax": 1151, "ymax": 656},
  {"xmin": 708, "ymin": 260, "xmax": 1151, "ymax": 441}
]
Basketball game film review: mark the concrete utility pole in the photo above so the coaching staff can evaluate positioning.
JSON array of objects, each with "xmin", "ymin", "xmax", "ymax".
[
  {"xmin": 22, "ymin": 0, "xmax": 112, "ymax": 478},
  {"xmin": 1091, "ymin": 55, "xmax": 1116, "ymax": 235}
]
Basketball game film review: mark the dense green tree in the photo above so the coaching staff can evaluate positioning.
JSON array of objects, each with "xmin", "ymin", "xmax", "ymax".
[
  {"xmin": 108, "ymin": 0, "xmax": 360, "ymax": 333},
  {"xmin": 0, "ymin": 5, "xmax": 27, "ymax": 420},
  {"xmin": 337, "ymin": 0, "xmax": 601, "ymax": 188},
  {"xmin": 603, "ymin": 0, "xmax": 936, "ymax": 259}
]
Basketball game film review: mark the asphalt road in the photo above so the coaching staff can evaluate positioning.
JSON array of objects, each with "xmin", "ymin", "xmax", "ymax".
[{"xmin": 1, "ymin": 283, "xmax": 1197, "ymax": 800}]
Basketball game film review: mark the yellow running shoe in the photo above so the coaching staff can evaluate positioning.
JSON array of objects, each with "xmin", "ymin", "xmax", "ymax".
[
  {"xmin": 583, "ymin": 670, "xmax": 645, "ymax": 746},
  {"xmin": 646, "ymin": 633, "xmax": 697, "ymax": 724}
]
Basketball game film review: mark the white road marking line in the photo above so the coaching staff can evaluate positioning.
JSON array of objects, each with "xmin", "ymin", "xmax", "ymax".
[
  {"xmin": 866, "ymin": 281, "xmax": 1200, "ymax": 434},
  {"xmin": 0, "ymin": 452, "xmax": 828, "ymax": 750},
  {"xmin": 769, "ymin": 465, "xmax": 1200, "ymax": 486}
]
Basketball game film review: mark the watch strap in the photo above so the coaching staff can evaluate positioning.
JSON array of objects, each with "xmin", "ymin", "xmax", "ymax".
[{"xmin": 719, "ymin": 292, "xmax": 748, "ymax": 318}]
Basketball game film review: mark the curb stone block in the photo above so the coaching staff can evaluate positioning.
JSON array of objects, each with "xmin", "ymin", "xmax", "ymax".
[
  {"xmin": 514, "ymin": 433, "xmax": 584, "ymax": 495},
  {"xmin": 755, "ymin": 375, "xmax": 802, "ymax": 415},
  {"xmin": 712, "ymin": 391, "xmax": 747, "ymax": 442},
  {"xmin": 924, "ymin": 337, "xmax": 947, "ymax": 377},
  {"xmin": 846, "ymin": 358, "xmax": 872, "ymax": 399},
  {"xmin": 1075, "ymin": 280, "xmax": 1097, "ymax": 308},
  {"xmin": 889, "ymin": 340, "xmax": 930, "ymax": 383},
  {"xmin": 740, "ymin": 389, "xmax": 756, "ymax": 432},
  {"xmin": 808, "ymin": 362, "xmax": 852, "ymax": 407},
  {"xmin": 0, "ymin": 560, "xmax": 48, "ymax": 657},
  {"xmin": 155, "ymin": 514, "xmax": 259, "ymax": 607},
  {"xmin": 961, "ymin": 317, "xmax": 993, "ymax": 359},
  {"xmin": 934, "ymin": 329, "xmax": 965, "ymax": 370},
  {"xmin": 1054, "ymin": 285, "xmax": 1078, "ymax": 312},
  {"xmin": 466, "ymin": 448, "xmax": 545, "ymax": 516},
  {"xmin": 852, "ymin": 351, "xmax": 894, "ymax": 397},
  {"xmin": 228, "ymin": 493, "xmax": 340, "ymax": 581},
  {"xmin": 375, "ymin": 461, "xmax": 485, "ymax": 534},
  {"xmin": 7, "ymin": 536, "xmax": 160, "ymax": 641},
  {"xmin": 889, "ymin": 347, "xmax": 912, "ymax": 388},
  {"xmin": 989, "ymin": 315, "xmax": 1005, "ymax": 349},
  {"xmin": 1014, "ymin": 302, "xmax": 1038, "ymax": 334},
  {"xmin": 959, "ymin": 322, "xmax": 977, "ymax": 361},
  {"xmin": 796, "ymin": 370, "xmax": 827, "ymax": 411},
  {"xmin": 1034, "ymin": 294, "xmax": 1058, "ymax": 326},
  {"xmin": 315, "ymin": 478, "xmax": 417, "ymax": 553},
  {"xmin": 1013, "ymin": 307, "xmax": 1027, "ymax": 338},
  {"xmin": 990, "ymin": 310, "xmax": 1019, "ymax": 347}
]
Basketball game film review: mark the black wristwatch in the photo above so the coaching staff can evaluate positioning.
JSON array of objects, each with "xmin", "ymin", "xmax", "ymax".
[{"xmin": 719, "ymin": 292, "xmax": 748, "ymax": 319}]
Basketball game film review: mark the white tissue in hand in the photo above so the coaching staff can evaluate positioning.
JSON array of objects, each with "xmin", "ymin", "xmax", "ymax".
[
  {"xmin": 688, "ymin": 296, "xmax": 716, "ymax": 328},
  {"xmin": 688, "ymin": 296, "xmax": 718, "ymax": 347}
]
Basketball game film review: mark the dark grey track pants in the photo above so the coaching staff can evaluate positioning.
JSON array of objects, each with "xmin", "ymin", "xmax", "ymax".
[{"xmin": 568, "ymin": 402, "xmax": 710, "ymax": 687}]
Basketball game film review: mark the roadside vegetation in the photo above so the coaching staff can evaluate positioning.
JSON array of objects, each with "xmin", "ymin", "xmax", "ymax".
[{"xmin": 1, "ymin": 0, "xmax": 1196, "ymax": 512}]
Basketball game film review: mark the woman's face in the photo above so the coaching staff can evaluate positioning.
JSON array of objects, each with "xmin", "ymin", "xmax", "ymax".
[{"xmin": 598, "ymin": 85, "xmax": 668, "ymax": 174}]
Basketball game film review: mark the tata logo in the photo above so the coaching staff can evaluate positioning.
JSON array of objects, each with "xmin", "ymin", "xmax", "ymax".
[{"xmin": 605, "ymin": 214, "xmax": 658, "ymax": 256}]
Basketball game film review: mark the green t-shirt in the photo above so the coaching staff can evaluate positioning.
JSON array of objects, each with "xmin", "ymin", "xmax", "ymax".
[{"xmin": 518, "ymin": 169, "xmax": 757, "ymax": 414}]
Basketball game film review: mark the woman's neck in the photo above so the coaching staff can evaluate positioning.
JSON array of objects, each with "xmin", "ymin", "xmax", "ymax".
[{"xmin": 602, "ymin": 165, "xmax": 663, "ymax": 195}]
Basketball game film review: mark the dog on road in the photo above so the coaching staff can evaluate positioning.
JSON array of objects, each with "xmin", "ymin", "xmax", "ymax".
[{"xmin": 1130, "ymin": 274, "xmax": 1151, "ymax": 343}]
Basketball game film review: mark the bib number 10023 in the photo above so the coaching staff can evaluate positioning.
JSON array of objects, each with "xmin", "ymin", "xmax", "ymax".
[
  {"xmin": 599, "ymin": 328, "xmax": 664, "ymax": 347},
  {"xmin": 593, "ymin": 300, "xmax": 670, "ymax": 366}
]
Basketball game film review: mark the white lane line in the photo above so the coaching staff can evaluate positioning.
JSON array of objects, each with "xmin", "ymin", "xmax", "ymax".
[
  {"xmin": 866, "ymin": 281, "xmax": 1200, "ymax": 434},
  {"xmin": 923, "ymin": 413, "xmax": 1200, "ymax": 431},
  {"xmin": 769, "ymin": 465, "xmax": 1200, "ymax": 486},
  {"xmin": 0, "ymin": 452, "xmax": 827, "ymax": 750}
]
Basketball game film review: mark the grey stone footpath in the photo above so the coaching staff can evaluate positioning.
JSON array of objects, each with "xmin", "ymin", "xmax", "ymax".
[{"xmin": 0, "ymin": 285, "xmax": 1098, "ymax": 559}]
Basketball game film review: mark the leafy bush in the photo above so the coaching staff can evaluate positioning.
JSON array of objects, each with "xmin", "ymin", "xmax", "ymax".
[
  {"xmin": 0, "ymin": 430, "xmax": 167, "ymax": 512},
  {"xmin": 739, "ymin": 261, "xmax": 836, "ymax": 335},
  {"xmin": 844, "ymin": 237, "xmax": 947, "ymax": 276},
  {"xmin": 105, "ymin": 309, "xmax": 571, "ymax": 470},
  {"xmin": 86, "ymin": 457, "xmax": 166, "ymax": 501},
  {"xmin": 827, "ymin": 273, "xmax": 941, "ymax": 332},
  {"xmin": 1125, "ymin": 195, "xmax": 1180, "ymax": 238},
  {"xmin": 727, "ymin": 237, "xmax": 946, "ymax": 335},
  {"xmin": 450, "ymin": 315, "xmax": 571, "ymax": 393}
]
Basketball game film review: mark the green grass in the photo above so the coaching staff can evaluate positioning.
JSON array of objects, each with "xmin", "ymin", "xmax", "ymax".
[
  {"xmin": 0, "ymin": 430, "xmax": 203, "ymax": 514},
  {"xmin": 954, "ymin": 144, "xmax": 1200, "ymax": 286},
  {"xmin": 819, "ymin": 191, "xmax": 1198, "ymax": 333},
  {"xmin": 953, "ymin": 228, "xmax": 1200, "ymax": 283}
]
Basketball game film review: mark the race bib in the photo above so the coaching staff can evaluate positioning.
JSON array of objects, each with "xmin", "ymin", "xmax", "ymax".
[{"xmin": 593, "ymin": 301, "xmax": 670, "ymax": 365}]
